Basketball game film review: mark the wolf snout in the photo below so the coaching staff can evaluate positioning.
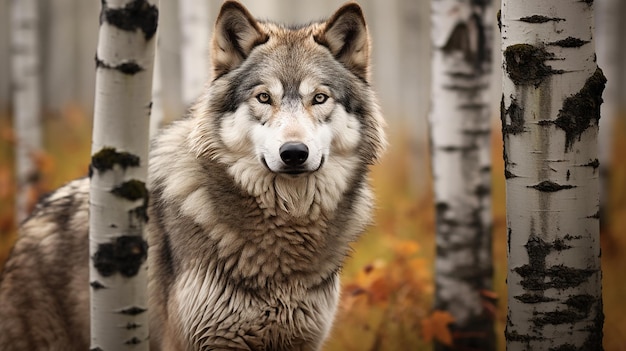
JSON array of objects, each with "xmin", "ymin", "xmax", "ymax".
[{"xmin": 279, "ymin": 142, "xmax": 309, "ymax": 167}]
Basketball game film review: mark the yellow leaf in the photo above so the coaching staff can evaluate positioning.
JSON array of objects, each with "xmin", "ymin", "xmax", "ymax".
[{"xmin": 421, "ymin": 310, "xmax": 455, "ymax": 346}]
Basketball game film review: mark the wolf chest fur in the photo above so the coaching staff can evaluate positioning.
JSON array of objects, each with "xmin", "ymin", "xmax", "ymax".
[{"xmin": 0, "ymin": 1, "xmax": 386, "ymax": 350}]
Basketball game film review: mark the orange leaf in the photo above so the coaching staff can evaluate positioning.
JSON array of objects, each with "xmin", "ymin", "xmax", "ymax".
[
  {"xmin": 368, "ymin": 276, "xmax": 390, "ymax": 304},
  {"xmin": 393, "ymin": 239, "xmax": 420, "ymax": 257},
  {"xmin": 421, "ymin": 310, "xmax": 455, "ymax": 346},
  {"xmin": 355, "ymin": 259, "xmax": 386, "ymax": 288}
]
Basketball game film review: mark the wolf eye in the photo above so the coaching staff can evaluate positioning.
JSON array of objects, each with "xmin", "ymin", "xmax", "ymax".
[
  {"xmin": 256, "ymin": 93, "xmax": 271, "ymax": 104},
  {"xmin": 312, "ymin": 93, "xmax": 329, "ymax": 105}
]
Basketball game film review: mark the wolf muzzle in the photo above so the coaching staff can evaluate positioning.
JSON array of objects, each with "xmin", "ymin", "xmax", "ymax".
[{"xmin": 279, "ymin": 142, "xmax": 309, "ymax": 167}]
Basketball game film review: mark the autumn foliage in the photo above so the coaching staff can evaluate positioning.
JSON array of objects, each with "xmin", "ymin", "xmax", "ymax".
[{"xmin": 1, "ymin": 109, "xmax": 625, "ymax": 350}]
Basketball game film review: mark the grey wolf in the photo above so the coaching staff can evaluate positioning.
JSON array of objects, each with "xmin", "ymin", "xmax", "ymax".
[{"xmin": 0, "ymin": 1, "xmax": 386, "ymax": 350}]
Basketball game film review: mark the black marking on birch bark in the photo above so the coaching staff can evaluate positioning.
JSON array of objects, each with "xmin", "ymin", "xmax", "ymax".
[
  {"xmin": 125, "ymin": 337, "xmax": 142, "ymax": 345},
  {"xmin": 95, "ymin": 55, "xmax": 144, "ymax": 75},
  {"xmin": 101, "ymin": 0, "xmax": 159, "ymax": 40},
  {"xmin": 582, "ymin": 159, "xmax": 600, "ymax": 169},
  {"xmin": 90, "ymin": 348, "xmax": 104, "ymax": 351},
  {"xmin": 528, "ymin": 180, "xmax": 576, "ymax": 192},
  {"xmin": 475, "ymin": 184, "xmax": 490, "ymax": 198},
  {"xmin": 131, "ymin": 204, "xmax": 149, "ymax": 222},
  {"xmin": 565, "ymin": 294, "xmax": 595, "ymax": 314},
  {"xmin": 563, "ymin": 234, "xmax": 583, "ymax": 241},
  {"xmin": 581, "ymin": 300, "xmax": 604, "ymax": 350},
  {"xmin": 462, "ymin": 128, "xmax": 490, "ymax": 136},
  {"xmin": 118, "ymin": 306, "xmax": 147, "ymax": 315},
  {"xmin": 537, "ymin": 119, "xmax": 553, "ymax": 126},
  {"xmin": 587, "ymin": 210, "xmax": 600, "ymax": 219},
  {"xmin": 470, "ymin": 0, "xmax": 489, "ymax": 7},
  {"xmin": 442, "ymin": 84, "xmax": 489, "ymax": 92},
  {"xmin": 519, "ymin": 15, "xmax": 565, "ymax": 24},
  {"xmin": 549, "ymin": 345, "xmax": 578, "ymax": 351},
  {"xmin": 125, "ymin": 322, "xmax": 141, "ymax": 330},
  {"xmin": 507, "ymin": 227, "xmax": 511, "ymax": 253},
  {"xmin": 554, "ymin": 68, "xmax": 606, "ymax": 152},
  {"xmin": 90, "ymin": 281, "xmax": 107, "ymax": 290},
  {"xmin": 459, "ymin": 103, "xmax": 489, "ymax": 111},
  {"xmin": 438, "ymin": 144, "xmax": 478, "ymax": 153},
  {"xmin": 92, "ymin": 235, "xmax": 148, "ymax": 277},
  {"xmin": 515, "ymin": 232, "xmax": 596, "ymax": 292},
  {"xmin": 497, "ymin": 10, "xmax": 501, "ymax": 32},
  {"xmin": 580, "ymin": 0, "xmax": 593, "ymax": 5},
  {"xmin": 504, "ymin": 170, "xmax": 517, "ymax": 179},
  {"xmin": 90, "ymin": 147, "xmax": 140, "ymax": 175},
  {"xmin": 440, "ymin": 315, "xmax": 496, "ymax": 351},
  {"xmin": 504, "ymin": 44, "xmax": 563, "ymax": 86},
  {"xmin": 514, "ymin": 293, "xmax": 556, "ymax": 303},
  {"xmin": 111, "ymin": 179, "xmax": 148, "ymax": 202},
  {"xmin": 552, "ymin": 238, "xmax": 572, "ymax": 251},
  {"xmin": 515, "ymin": 264, "xmax": 595, "ymax": 290},
  {"xmin": 566, "ymin": 169, "xmax": 571, "ymax": 181},
  {"xmin": 501, "ymin": 96, "xmax": 525, "ymax": 135},
  {"xmin": 446, "ymin": 71, "xmax": 477, "ymax": 80},
  {"xmin": 505, "ymin": 329, "xmax": 542, "ymax": 342},
  {"xmin": 533, "ymin": 295, "xmax": 595, "ymax": 328},
  {"xmin": 441, "ymin": 12, "xmax": 489, "ymax": 71},
  {"xmin": 549, "ymin": 37, "xmax": 589, "ymax": 48},
  {"xmin": 533, "ymin": 310, "xmax": 583, "ymax": 326}
]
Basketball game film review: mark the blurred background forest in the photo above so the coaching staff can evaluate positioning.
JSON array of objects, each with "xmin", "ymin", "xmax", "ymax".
[{"xmin": 0, "ymin": 0, "xmax": 625, "ymax": 350}]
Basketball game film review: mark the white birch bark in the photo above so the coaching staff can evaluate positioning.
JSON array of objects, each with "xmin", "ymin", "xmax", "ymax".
[
  {"xmin": 430, "ymin": 1, "xmax": 495, "ymax": 349},
  {"xmin": 89, "ymin": 1, "xmax": 158, "ymax": 350},
  {"xmin": 596, "ymin": 0, "xmax": 620, "ymax": 224},
  {"xmin": 11, "ymin": 0, "xmax": 42, "ymax": 224},
  {"xmin": 178, "ymin": 0, "xmax": 210, "ymax": 107},
  {"xmin": 150, "ymin": 44, "xmax": 164, "ymax": 138},
  {"xmin": 501, "ymin": 1, "xmax": 604, "ymax": 349}
]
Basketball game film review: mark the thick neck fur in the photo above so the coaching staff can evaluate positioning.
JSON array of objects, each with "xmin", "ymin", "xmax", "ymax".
[{"xmin": 149, "ymin": 118, "xmax": 371, "ymax": 291}]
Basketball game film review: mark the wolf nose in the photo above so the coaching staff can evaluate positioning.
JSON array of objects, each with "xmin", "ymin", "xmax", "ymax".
[{"xmin": 279, "ymin": 142, "xmax": 309, "ymax": 166}]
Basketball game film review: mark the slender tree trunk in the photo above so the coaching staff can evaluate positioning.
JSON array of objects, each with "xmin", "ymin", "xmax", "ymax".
[
  {"xmin": 429, "ymin": 0, "xmax": 495, "ymax": 350},
  {"xmin": 501, "ymin": 1, "xmax": 605, "ymax": 349},
  {"xmin": 178, "ymin": 0, "xmax": 210, "ymax": 107},
  {"xmin": 89, "ymin": 1, "xmax": 158, "ymax": 350},
  {"xmin": 11, "ymin": 0, "xmax": 42, "ymax": 225},
  {"xmin": 150, "ymin": 43, "xmax": 164, "ymax": 138},
  {"xmin": 596, "ymin": 0, "xmax": 621, "ymax": 226}
]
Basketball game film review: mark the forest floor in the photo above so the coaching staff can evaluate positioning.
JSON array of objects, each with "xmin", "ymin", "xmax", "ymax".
[{"xmin": 0, "ymin": 108, "xmax": 624, "ymax": 350}]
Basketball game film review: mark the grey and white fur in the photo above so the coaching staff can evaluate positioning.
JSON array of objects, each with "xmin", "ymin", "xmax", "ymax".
[{"xmin": 0, "ymin": 1, "xmax": 386, "ymax": 350}]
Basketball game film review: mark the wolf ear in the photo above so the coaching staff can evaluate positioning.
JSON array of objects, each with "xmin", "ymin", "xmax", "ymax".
[
  {"xmin": 211, "ymin": 1, "xmax": 268, "ymax": 78},
  {"xmin": 315, "ymin": 3, "xmax": 370, "ymax": 81}
]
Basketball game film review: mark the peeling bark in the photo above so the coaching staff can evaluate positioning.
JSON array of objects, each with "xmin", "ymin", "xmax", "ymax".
[
  {"xmin": 89, "ymin": 1, "xmax": 158, "ymax": 350},
  {"xmin": 430, "ymin": 0, "xmax": 495, "ymax": 350},
  {"xmin": 501, "ymin": 1, "xmax": 604, "ymax": 350}
]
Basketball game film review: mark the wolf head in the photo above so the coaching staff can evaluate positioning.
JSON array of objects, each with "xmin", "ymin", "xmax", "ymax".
[{"xmin": 188, "ymin": 1, "xmax": 386, "ymax": 218}]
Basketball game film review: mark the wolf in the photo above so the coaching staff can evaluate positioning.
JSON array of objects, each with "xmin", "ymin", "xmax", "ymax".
[{"xmin": 0, "ymin": 1, "xmax": 386, "ymax": 350}]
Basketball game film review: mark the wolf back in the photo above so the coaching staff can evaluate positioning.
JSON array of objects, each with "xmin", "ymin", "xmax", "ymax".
[{"xmin": 0, "ymin": 1, "xmax": 386, "ymax": 350}]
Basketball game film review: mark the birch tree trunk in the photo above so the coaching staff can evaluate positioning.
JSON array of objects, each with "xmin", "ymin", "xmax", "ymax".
[
  {"xmin": 429, "ymin": 0, "xmax": 495, "ymax": 349},
  {"xmin": 501, "ymin": 1, "xmax": 605, "ymax": 349},
  {"xmin": 89, "ymin": 1, "xmax": 158, "ymax": 350},
  {"xmin": 11, "ymin": 0, "xmax": 42, "ymax": 225},
  {"xmin": 150, "ymin": 44, "xmax": 164, "ymax": 138},
  {"xmin": 596, "ymin": 0, "xmax": 621, "ymax": 226},
  {"xmin": 178, "ymin": 0, "xmax": 210, "ymax": 107}
]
